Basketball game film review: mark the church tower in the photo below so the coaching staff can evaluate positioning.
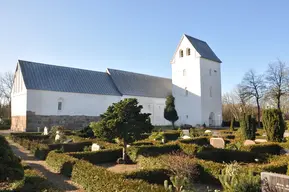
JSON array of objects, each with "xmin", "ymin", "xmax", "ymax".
[{"xmin": 170, "ymin": 34, "xmax": 222, "ymax": 126}]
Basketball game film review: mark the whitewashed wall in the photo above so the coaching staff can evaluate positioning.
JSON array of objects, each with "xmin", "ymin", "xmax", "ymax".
[
  {"xmin": 200, "ymin": 58, "xmax": 222, "ymax": 126},
  {"xmin": 121, "ymin": 95, "xmax": 171, "ymax": 125},
  {"xmin": 27, "ymin": 90, "xmax": 121, "ymax": 116},
  {"xmin": 171, "ymin": 36, "xmax": 202, "ymax": 126},
  {"xmin": 11, "ymin": 64, "xmax": 27, "ymax": 116}
]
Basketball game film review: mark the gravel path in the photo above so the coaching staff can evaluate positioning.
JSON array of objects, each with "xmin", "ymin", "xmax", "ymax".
[{"xmin": 7, "ymin": 138, "xmax": 85, "ymax": 192}]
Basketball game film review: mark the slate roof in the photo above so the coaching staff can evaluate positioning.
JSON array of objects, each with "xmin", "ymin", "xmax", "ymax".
[
  {"xmin": 18, "ymin": 60, "xmax": 121, "ymax": 96},
  {"xmin": 107, "ymin": 68, "xmax": 172, "ymax": 98},
  {"xmin": 185, "ymin": 34, "xmax": 222, "ymax": 63},
  {"xmin": 18, "ymin": 60, "xmax": 172, "ymax": 98}
]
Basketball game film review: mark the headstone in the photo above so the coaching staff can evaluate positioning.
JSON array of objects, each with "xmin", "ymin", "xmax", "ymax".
[
  {"xmin": 284, "ymin": 131, "xmax": 289, "ymax": 138},
  {"xmin": 63, "ymin": 139, "xmax": 73, "ymax": 144},
  {"xmin": 43, "ymin": 127, "xmax": 48, "ymax": 135},
  {"xmin": 126, "ymin": 144, "xmax": 131, "ymax": 148},
  {"xmin": 244, "ymin": 140, "xmax": 256, "ymax": 146},
  {"xmin": 161, "ymin": 138, "xmax": 166, "ymax": 144},
  {"xmin": 280, "ymin": 149, "xmax": 289, "ymax": 155},
  {"xmin": 255, "ymin": 139, "xmax": 268, "ymax": 143},
  {"xmin": 210, "ymin": 138, "xmax": 225, "ymax": 149},
  {"xmin": 55, "ymin": 131, "xmax": 60, "ymax": 141},
  {"xmin": 91, "ymin": 143, "xmax": 101, "ymax": 151},
  {"xmin": 182, "ymin": 129, "xmax": 190, "ymax": 136},
  {"xmin": 205, "ymin": 130, "xmax": 212, "ymax": 134},
  {"xmin": 182, "ymin": 135, "xmax": 191, "ymax": 139},
  {"xmin": 261, "ymin": 172, "xmax": 289, "ymax": 192}
]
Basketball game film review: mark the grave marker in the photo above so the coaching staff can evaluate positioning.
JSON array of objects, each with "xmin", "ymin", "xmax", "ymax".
[
  {"xmin": 210, "ymin": 138, "xmax": 225, "ymax": 149},
  {"xmin": 261, "ymin": 172, "xmax": 289, "ymax": 192}
]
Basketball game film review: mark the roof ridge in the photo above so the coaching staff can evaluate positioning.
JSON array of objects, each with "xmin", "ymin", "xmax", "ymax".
[
  {"xmin": 184, "ymin": 34, "xmax": 207, "ymax": 43},
  {"xmin": 107, "ymin": 68, "xmax": 171, "ymax": 80},
  {"xmin": 18, "ymin": 60, "xmax": 107, "ymax": 75}
]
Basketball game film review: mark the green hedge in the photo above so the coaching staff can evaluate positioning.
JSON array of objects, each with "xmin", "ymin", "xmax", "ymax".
[
  {"xmin": 71, "ymin": 160, "xmax": 166, "ymax": 192},
  {"xmin": 0, "ymin": 135, "xmax": 24, "ymax": 182},
  {"xmin": 124, "ymin": 168, "xmax": 171, "ymax": 185},
  {"xmin": 178, "ymin": 136, "xmax": 209, "ymax": 145},
  {"xmin": 68, "ymin": 148, "xmax": 122, "ymax": 164},
  {"xmin": 162, "ymin": 131, "xmax": 180, "ymax": 141},
  {"xmin": 10, "ymin": 132, "xmax": 48, "ymax": 141},
  {"xmin": 178, "ymin": 143, "xmax": 204, "ymax": 156},
  {"xmin": 196, "ymin": 159, "xmax": 224, "ymax": 185},
  {"xmin": 46, "ymin": 151, "xmax": 78, "ymax": 177},
  {"xmin": 196, "ymin": 148, "xmax": 262, "ymax": 163},
  {"xmin": 0, "ymin": 124, "xmax": 10, "ymax": 130},
  {"xmin": 48, "ymin": 141, "xmax": 92, "ymax": 152},
  {"xmin": 242, "ymin": 143, "xmax": 282, "ymax": 155},
  {"xmin": 127, "ymin": 144, "xmax": 180, "ymax": 162}
]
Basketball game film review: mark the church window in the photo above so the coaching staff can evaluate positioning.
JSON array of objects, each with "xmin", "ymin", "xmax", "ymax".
[
  {"xmin": 185, "ymin": 87, "xmax": 188, "ymax": 96},
  {"xmin": 58, "ymin": 102, "xmax": 62, "ymax": 110},
  {"xmin": 210, "ymin": 86, "xmax": 212, "ymax": 97},
  {"xmin": 209, "ymin": 69, "xmax": 212, "ymax": 76},
  {"xmin": 186, "ymin": 48, "xmax": 191, "ymax": 56},
  {"xmin": 183, "ymin": 69, "xmax": 186, "ymax": 76},
  {"xmin": 186, "ymin": 115, "xmax": 188, "ymax": 119},
  {"xmin": 179, "ymin": 50, "xmax": 183, "ymax": 58}
]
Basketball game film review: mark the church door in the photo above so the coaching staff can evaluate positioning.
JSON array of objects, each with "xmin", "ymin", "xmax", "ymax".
[{"xmin": 209, "ymin": 112, "xmax": 215, "ymax": 127}]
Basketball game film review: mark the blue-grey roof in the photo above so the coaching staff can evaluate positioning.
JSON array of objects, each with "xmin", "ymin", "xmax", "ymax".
[
  {"xmin": 18, "ymin": 60, "xmax": 172, "ymax": 98},
  {"xmin": 185, "ymin": 35, "xmax": 222, "ymax": 63},
  {"xmin": 107, "ymin": 68, "xmax": 172, "ymax": 98},
  {"xmin": 18, "ymin": 60, "xmax": 121, "ymax": 96}
]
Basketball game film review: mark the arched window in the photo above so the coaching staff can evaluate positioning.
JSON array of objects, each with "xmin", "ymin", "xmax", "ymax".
[
  {"xmin": 179, "ymin": 50, "xmax": 183, "ymax": 58},
  {"xmin": 209, "ymin": 69, "xmax": 212, "ymax": 76},
  {"xmin": 183, "ymin": 69, "xmax": 186, "ymax": 76},
  {"xmin": 58, "ymin": 98, "xmax": 63, "ymax": 111},
  {"xmin": 186, "ymin": 48, "xmax": 191, "ymax": 56},
  {"xmin": 185, "ymin": 87, "xmax": 188, "ymax": 96}
]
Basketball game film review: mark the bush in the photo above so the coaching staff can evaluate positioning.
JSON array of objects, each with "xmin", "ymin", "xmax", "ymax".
[
  {"xmin": 162, "ymin": 131, "xmax": 180, "ymax": 141},
  {"xmin": 46, "ymin": 151, "xmax": 78, "ymax": 177},
  {"xmin": 178, "ymin": 136, "xmax": 209, "ymax": 145},
  {"xmin": 48, "ymin": 141, "xmax": 92, "ymax": 152},
  {"xmin": 196, "ymin": 159, "xmax": 225, "ymax": 185},
  {"xmin": 263, "ymin": 109, "xmax": 285, "ymax": 142},
  {"xmin": 196, "ymin": 148, "xmax": 262, "ymax": 163},
  {"xmin": 0, "ymin": 135, "xmax": 24, "ymax": 182},
  {"xmin": 240, "ymin": 115, "xmax": 256, "ymax": 140},
  {"xmin": 71, "ymin": 160, "xmax": 166, "ymax": 192},
  {"xmin": 124, "ymin": 168, "xmax": 171, "ymax": 185},
  {"xmin": 10, "ymin": 132, "xmax": 48, "ymax": 141},
  {"xmin": 178, "ymin": 143, "xmax": 205, "ymax": 156},
  {"xmin": 242, "ymin": 143, "xmax": 282, "ymax": 155},
  {"xmin": 127, "ymin": 144, "xmax": 180, "ymax": 162},
  {"xmin": 68, "ymin": 148, "xmax": 122, "ymax": 164},
  {"xmin": 189, "ymin": 128, "xmax": 205, "ymax": 137},
  {"xmin": 74, "ymin": 126, "xmax": 94, "ymax": 138}
]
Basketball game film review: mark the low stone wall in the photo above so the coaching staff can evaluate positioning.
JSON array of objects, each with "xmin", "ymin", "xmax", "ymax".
[
  {"xmin": 26, "ymin": 111, "xmax": 100, "ymax": 132},
  {"xmin": 11, "ymin": 116, "xmax": 27, "ymax": 132}
]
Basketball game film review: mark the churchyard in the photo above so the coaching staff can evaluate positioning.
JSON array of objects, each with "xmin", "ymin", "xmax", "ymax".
[{"xmin": 2, "ymin": 99, "xmax": 289, "ymax": 192}]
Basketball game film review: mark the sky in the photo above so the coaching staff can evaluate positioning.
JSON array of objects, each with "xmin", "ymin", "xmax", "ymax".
[{"xmin": 1, "ymin": 1, "xmax": 289, "ymax": 93}]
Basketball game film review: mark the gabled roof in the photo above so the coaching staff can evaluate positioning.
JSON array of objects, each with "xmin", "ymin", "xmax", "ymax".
[
  {"xmin": 107, "ymin": 68, "xmax": 172, "ymax": 98},
  {"xmin": 185, "ymin": 34, "xmax": 222, "ymax": 63},
  {"xmin": 18, "ymin": 60, "xmax": 172, "ymax": 98},
  {"xmin": 18, "ymin": 60, "xmax": 121, "ymax": 96},
  {"xmin": 171, "ymin": 34, "xmax": 221, "ymax": 63}
]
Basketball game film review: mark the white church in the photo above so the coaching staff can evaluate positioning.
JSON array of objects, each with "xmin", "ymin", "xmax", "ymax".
[{"xmin": 11, "ymin": 34, "xmax": 222, "ymax": 132}]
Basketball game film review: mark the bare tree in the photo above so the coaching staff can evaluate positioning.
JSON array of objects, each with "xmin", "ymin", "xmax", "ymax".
[
  {"xmin": 240, "ymin": 70, "xmax": 266, "ymax": 127},
  {"xmin": 0, "ymin": 72, "xmax": 14, "ymax": 104},
  {"xmin": 265, "ymin": 60, "xmax": 289, "ymax": 110}
]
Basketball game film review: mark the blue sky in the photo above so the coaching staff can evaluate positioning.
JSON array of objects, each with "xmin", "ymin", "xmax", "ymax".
[{"xmin": 1, "ymin": 1, "xmax": 289, "ymax": 93}]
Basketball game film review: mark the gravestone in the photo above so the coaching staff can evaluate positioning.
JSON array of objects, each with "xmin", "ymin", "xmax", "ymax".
[
  {"xmin": 91, "ymin": 143, "xmax": 101, "ymax": 151},
  {"xmin": 205, "ymin": 130, "xmax": 212, "ymax": 134},
  {"xmin": 55, "ymin": 131, "xmax": 60, "ymax": 141},
  {"xmin": 210, "ymin": 138, "xmax": 225, "ymax": 149},
  {"xmin": 182, "ymin": 135, "xmax": 191, "ymax": 139},
  {"xmin": 255, "ymin": 139, "xmax": 268, "ymax": 143},
  {"xmin": 43, "ymin": 127, "xmax": 48, "ymax": 135},
  {"xmin": 63, "ymin": 139, "xmax": 73, "ymax": 144},
  {"xmin": 261, "ymin": 172, "xmax": 289, "ymax": 192},
  {"xmin": 284, "ymin": 131, "xmax": 289, "ymax": 138},
  {"xmin": 244, "ymin": 140, "xmax": 256, "ymax": 146},
  {"xmin": 280, "ymin": 149, "xmax": 289, "ymax": 155},
  {"xmin": 182, "ymin": 129, "xmax": 190, "ymax": 136}
]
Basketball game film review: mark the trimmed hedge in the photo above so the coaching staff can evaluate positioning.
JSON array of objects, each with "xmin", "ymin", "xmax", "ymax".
[
  {"xmin": 162, "ymin": 131, "xmax": 180, "ymax": 141},
  {"xmin": 197, "ymin": 159, "xmax": 224, "ymax": 185},
  {"xmin": 178, "ymin": 143, "xmax": 204, "ymax": 156},
  {"xmin": 48, "ymin": 141, "xmax": 92, "ymax": 152},
  {"xmin": 242, "ymin": 143, "xmax": 282, "ymax": 155},
  {"xmin": 71, "ymin": 160, "xmax": 166, "ymax": 192},
  {"xmin": 10, "ymin": 132, "xmax": 48, "ymax": 141},
  {"xmin": 46, "ymin": 151, "xmax": 78, "ymax": 177},
  {"xmin": 127, "ymin": 144, "xmax": 180, "ymax": 162},
  {"xmin": 68, "ymin": 148, "xmax": 122, "ymax": 164},
  {"xmin": 0, "ymin": 135, "xmax": 24, "ymax": 182},
  {"xmin": 196, "ymin": 148, "xmax": 263, "ymax": 163},
  {"xmin": 178, "ymin": 136, "xmax": 209, "ymax": 145},
  {"xmin": 124, "ymin": 168, "xmax": 171, "ymax": 184}
]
